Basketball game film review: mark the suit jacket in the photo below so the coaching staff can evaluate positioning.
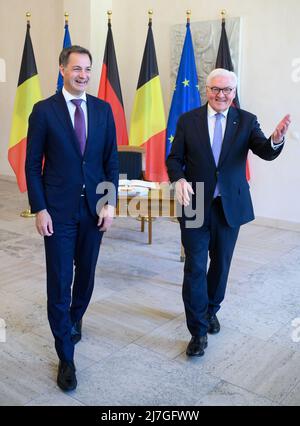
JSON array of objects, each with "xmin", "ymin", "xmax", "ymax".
[
  {"xmin": 166, "ymin": 104, "xmax": 283, "ymax": 228},
  {"xmin": 25, "ymin": 91, "xmax": 119, "ymax": 222}
]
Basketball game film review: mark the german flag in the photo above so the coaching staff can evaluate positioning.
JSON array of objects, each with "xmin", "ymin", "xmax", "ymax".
[
  {"xmin": 98, "ymin": 20, "xmax": 128, "ymax": 146},
  {"xmin": 215, "ymin": 17, "xmax": 250, "ymax": 180},
  {"xmin": 8, "ymin": 22, "xmax": 42, "ymax": 192},
  {"xmin": 129, "ymin": 20, "xmax": 168, "ymax": 182}
]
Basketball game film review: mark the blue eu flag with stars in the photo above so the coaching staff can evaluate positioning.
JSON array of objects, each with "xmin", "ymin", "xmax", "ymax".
[
  {"xmin": 56, "ymin": 22, "xmax": 72, "ymax": 92},
  {"xmin": 166, "ymin": 22, "xmax": 201, "ymax": 158}
]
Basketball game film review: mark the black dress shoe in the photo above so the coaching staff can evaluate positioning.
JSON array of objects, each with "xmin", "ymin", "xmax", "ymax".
[
  {"xmin": 57, "ymin": 361, "xmax": 77, "ymax": 391},
  {"xmin": 186, "ymin": 335, "xmax": 208, "ymax": 357},
  {"xmin": 71, "ymin": 319, "xmax": 82, "ymax": 344},
  {"xmin": 207, "ymin": 314, "xmax": 220, "ymax": 334}
]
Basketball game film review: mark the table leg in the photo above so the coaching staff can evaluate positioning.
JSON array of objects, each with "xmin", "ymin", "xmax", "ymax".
[
  {"xmin": 148, "ymin": 217, "xmax": 152, "ymax": 244},
  {"xmin": 141, "ymin": 216, "xmax": 145, "ymax": 232}
]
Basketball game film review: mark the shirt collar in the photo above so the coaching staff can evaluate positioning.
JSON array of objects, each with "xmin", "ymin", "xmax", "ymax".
[
  {"xmin": 207, "ymin": 103, "xmax": 229, "ymax": 118},
  {"xmin": 62, "ymin": 87, "xmax": 87, "ymax": 103}
]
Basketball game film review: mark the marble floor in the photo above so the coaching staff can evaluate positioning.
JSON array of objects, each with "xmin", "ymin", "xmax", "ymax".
[{"xmin": 0, "ymin": 177, "xmax": 300, "ymax": 406}]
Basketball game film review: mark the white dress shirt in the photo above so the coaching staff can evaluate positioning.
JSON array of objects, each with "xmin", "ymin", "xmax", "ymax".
[
  {"xmin": 62, "ymin": 87, "xmax": 88, "ymax": 192},
  {"xmin": 62, "ymin": 87, "xmax": 88, "ymax": 136},
  {"xmin": 207, "ymin": 104, "xmax": 228, "ymax": 146}
]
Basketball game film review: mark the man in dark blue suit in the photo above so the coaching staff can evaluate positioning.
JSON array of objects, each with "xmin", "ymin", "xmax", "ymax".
[
  {"xmin": 25, "ymin": 46, "xmax": 119, "ymax": 390},
  {"xmin": 167, "ymin": 68, "xmax": 291, "ymax": 358}
]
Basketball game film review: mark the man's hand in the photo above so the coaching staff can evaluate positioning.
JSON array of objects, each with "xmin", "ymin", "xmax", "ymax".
[
  {"xmin": 98, "ymin": 204, "xmax": 115, "ymax": 232},
  {"xmin": 36, "ymin": 209, "xmax": 53, "ymax": 237},
  {"xmin": 175, "ymin": 179, "xmax": 194, "ymax": 206},
  {"xmin": 272, "ymin": 114, "xmax": 291, "ymax": 144}
]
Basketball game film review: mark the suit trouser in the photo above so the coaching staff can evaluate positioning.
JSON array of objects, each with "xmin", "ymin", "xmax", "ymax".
[
  {"xmin": 44, "ymin": 196, "xmax": 103, "ymax": 362},
  {"xmin": 180, "ymin": 197, "xmax": 239, "ymax": 337}
]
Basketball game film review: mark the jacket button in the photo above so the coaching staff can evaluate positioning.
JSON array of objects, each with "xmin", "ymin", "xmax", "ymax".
[
  {"xmin": 83, "ymin": 161, "xmax": 86, "ymax": 165},
  {"xmin": 216, "ymin": 171, "xmax": 219, "ymax": 177}
]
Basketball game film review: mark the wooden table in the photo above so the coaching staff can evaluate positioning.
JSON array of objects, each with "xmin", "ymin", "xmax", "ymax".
[{"xmin": 116, "ymin": 188, "xmax": 176, "ymax": 245}]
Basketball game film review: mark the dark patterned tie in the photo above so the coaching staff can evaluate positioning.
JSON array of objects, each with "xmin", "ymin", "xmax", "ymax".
[
  {"xmin": 212, "ymin": 113, "xmax": 223, "ymax": 197},
  {"xmin": 71, "ymin": 99, "xmax": 86, "ymax": 155}
]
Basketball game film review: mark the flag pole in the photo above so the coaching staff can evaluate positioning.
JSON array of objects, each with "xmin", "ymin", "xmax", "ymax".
[
  {"xmin": 20, "ymin": 12, "xmax": 36, "ymax": 218},
  {"xmin": 171, "ymin": 9, "xmax": 192, "ymax": 231},
  {"xmin": 107, "ymin": 9, "xmax": 112, "ymax": 24},
  {"xmin": 64, "ymin": 11, "xmax": 69, "ymax": 24},
  {"xmin": 139, "ymin": 8, "xmax": 154, "ymax": 227}
]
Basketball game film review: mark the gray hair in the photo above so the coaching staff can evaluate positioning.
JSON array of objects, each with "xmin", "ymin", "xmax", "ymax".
[{"xmin": 206, "ymin": 68, "xmax": 237, "ymax": 87}]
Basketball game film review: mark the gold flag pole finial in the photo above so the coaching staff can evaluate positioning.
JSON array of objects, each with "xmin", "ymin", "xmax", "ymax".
[
  {"xmin": 148, "ymin": 9, "xmax": 153, "ymax": 23},
  {"xmin": 221, "ymin": 9, "xmax": 226, "ymax": 22},
  {"xmin": 26, "ymin": 12, "xmax": 31, "ymax": 25},
  {"xmin": 64, "ymin": 12, "xmax": 69, "ymax": 24},
  {"xmin": 107, "ymin": 10, "xmax": 112, "ymax": 24},
  {"xmin": 186, "ymin": 9, "xmax": 191, "ymax": 24}
]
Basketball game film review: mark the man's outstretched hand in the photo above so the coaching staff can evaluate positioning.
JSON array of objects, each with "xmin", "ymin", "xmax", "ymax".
[{"xmin": 272, "ymin": 114, "xmax": 291, "ymax": 144}]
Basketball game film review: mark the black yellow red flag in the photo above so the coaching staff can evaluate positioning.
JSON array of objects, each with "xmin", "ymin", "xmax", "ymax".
[
  {"xmin": 129, "ymin": 20, "xmax": 168, "ymax": 182},
  {"xmin": 8, "ymin": 21, "xmax": 42, "ymax": 192}
]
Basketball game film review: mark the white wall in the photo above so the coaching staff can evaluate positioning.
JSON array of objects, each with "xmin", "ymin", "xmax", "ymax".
[{"xmin": 0, "ymin": 0, "xmax": 299, "ymax": 224}]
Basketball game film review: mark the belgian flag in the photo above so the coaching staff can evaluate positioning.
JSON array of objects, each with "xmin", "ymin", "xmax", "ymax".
[
  {"xmin": 129, "ymin": 19, "xmax": 168, "ymax": 182},
  {"xmin": 8, "ymin": 21, "xmax": 42, "ymax": 192},
  {"xmin": 98, "ymin": 19, "xmax": 128, "ymax": 146}
]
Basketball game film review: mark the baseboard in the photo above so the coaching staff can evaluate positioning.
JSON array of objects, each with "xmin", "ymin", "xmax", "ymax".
[
  {"xmin": 254, "ymin": 216, "xmax": 300, "ymax": 232},
  {"xmin": 0, "ymin": 174, "xmax": 17, "ymax": 183}
]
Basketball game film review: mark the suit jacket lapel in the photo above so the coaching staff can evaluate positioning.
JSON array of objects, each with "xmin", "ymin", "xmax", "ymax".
[
  {"xmin": 84, "ymin": 95, "xmax": 97, "ymax": 158},
  {"xmin": 218, "ymin": 106, "xmax": 240, "ymax": 167},
  {"xmin": 193, "ymin": 105, "xmax": 216, "ymax": 168},
  {"xmin": 85, "ymin": 95, "xmax": 108, "ymax": 158},
  {"xmin": 52, "ymin": 91, "xmax": 82, "ymax": 157}
]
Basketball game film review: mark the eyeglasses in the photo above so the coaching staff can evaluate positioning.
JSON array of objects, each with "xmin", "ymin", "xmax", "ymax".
[{"xmin": 207, "ymin": 86, "xmax": 236, "ymax": 95}]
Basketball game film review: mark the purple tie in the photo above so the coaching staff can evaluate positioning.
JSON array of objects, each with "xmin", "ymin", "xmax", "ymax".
[
  {"xmin": 212, "ymin": 113, "xmax": 223, "ymax": 197},
  {"xmin": 71, "ymin": 99, "xmax": 86, "ymax": 155}
]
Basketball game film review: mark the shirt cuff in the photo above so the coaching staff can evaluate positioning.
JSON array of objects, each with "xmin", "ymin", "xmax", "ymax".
[{"xmin": 271, "ymin": 137, "xmax": 285, "ymax": 149}]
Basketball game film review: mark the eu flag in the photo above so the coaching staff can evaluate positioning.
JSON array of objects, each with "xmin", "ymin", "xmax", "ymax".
[
  {"xmin": 56, "ymin": 22, "xmax": 72, "ymax": 92},
  {"xmin": 166, "ymin": 22, "xmax": 201, "ymax": 158}
]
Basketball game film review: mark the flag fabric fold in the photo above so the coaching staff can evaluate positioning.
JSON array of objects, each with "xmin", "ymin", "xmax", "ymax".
[
  {"xmin": 216, "ymin": 19, "xmax": 250, "ymax": 180},
  {"xmin": 56, "ymin": 21, "xmax": 72, "ymax": 92},
  {"xmin": 129, "ymin": 21, "xmax": 168, "ymax": 182},
  {"xmin": 166, "ymin": 21, "xmax": 201, "ymax": 158},
  {"xmin": 8, "ymin": 23, "xmax": 42, "ymax": 192},
  {"xmin": 215, "ymin": 19, "xmax": 240, "ymax": 108},
  {"xmin": 98, "ymin": 21, "xmax": 128, "ymax": 146}
]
